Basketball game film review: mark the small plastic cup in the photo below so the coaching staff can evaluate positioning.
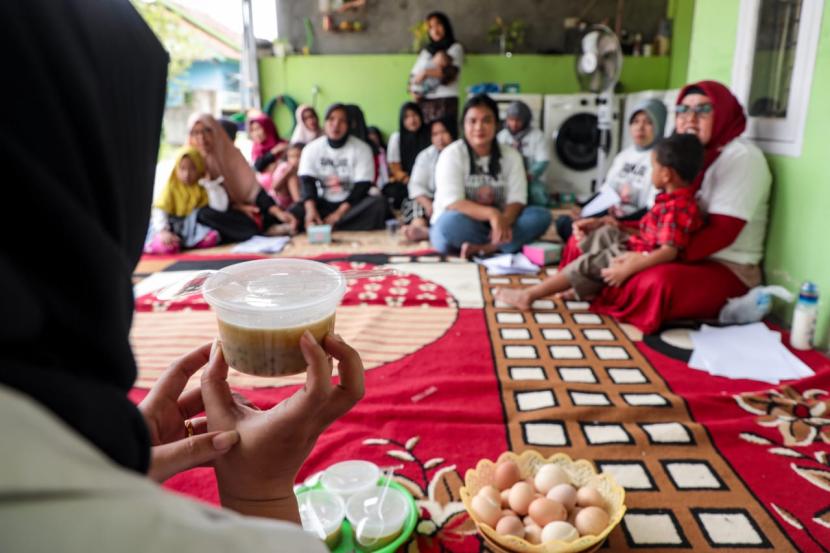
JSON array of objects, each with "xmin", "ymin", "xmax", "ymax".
[
  {"xmin": 320, "ymin": 460, "xmax": 380, "ymax": 499},
  {"xmin": 346, "ymin": 485, "xmax": 411, "ymax": 551},
  {"xmin": 297, "ymin": 489, "xmax": 346, "ymax": 549},
  {"xmin": 202, "ymin": 259, "xmax": 346, "ymax": 376},
  {"xmin": 385, "ymin": 218, "xmax": 400, "ymax": 237}
]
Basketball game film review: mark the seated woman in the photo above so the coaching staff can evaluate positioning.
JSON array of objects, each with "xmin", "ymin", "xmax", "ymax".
[
  {"xmin": 556, "ymin": 97, "xmax": 667, "ymax": 246},
  {"xmin": 144, "ymin": 146, "xmax": 226, "ymax": 254},
  {"xmin": 2, "ymin": 1, "xmax": 363, "ymax": 549},
  {"xmin": 248, "ymin": 110, "xmax": 288, "ymax": 179},
  {"xmin": 290, "ymin": 103, "xmax": 388, "ymax": 231},
  {"xmin": 290, "ymin": 104, "xmax": 323, "ymax": 144},
  {"xmin": 188, "ymin": 113, "xmax": 297, "ymax": 241},
  {"xmin": 385, "ymin": 102, "xmax": 431, "ymax": 210},
  {"xmin": 429, "ymin": 94, "xmax": 552, "ymax": 258},
  {"xmin": 496, "ymin": 100, "xmax": 551, "ymax": 206},
  {"xmin": 401, "ymin": 117, "xmax": 456, "ymax": 242},
  {"xmin": 567, "ymin": 81, "xmax": 771, "ymax": 334}
]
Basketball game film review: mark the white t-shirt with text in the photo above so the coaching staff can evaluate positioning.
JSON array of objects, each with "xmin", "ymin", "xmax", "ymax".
[
  {"xmin": 600, "ymin": 146, "xmax": 656, "ymax": 216},
  {"xmin": 696, "ymin": 138, "xmax": 772, "ymax": 265},
  {"xmin": 432, "ymin": 139, "xmax": 527, "ymax": 223},
  {"xmin": 298, "ymin": 135, "xmax": 374, "ymax": 203}
]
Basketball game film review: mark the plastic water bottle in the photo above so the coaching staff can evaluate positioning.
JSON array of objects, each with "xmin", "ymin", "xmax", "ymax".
[{"xmin": 790, "ymin": 282, "xmax": 819, "ymax": 350}]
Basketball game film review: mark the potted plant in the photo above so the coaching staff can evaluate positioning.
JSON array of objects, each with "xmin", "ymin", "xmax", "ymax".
[{"xmin": 487, "ymin": 16, "xmax": 527, "ymax": 56}]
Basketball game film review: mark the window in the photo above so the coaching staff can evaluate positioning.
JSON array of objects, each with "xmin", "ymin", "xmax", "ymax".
[{"xmin": 732, "ymin": 0, "xmax": 824, "ymax": 156}]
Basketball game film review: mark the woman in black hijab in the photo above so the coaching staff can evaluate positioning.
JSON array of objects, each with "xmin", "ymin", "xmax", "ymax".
[
  {"xmin": 384, "ymin": 102, "xmax": 431, "ymax": 210},
  {"xmin": 0, "ymin": 1, "xmax": 363, "ymax": 549},
  {"xmin": 409, "ymin": 11, "xmax": 463, "ymax": 135}
]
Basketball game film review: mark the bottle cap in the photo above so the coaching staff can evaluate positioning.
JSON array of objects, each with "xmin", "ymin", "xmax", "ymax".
[{"xmin": 799, "ymin": 281, "xmax": 818, "ymax": 302}]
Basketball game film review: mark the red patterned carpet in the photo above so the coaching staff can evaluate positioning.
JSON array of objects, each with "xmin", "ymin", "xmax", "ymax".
[{"xmin": 130, "ymin": 252, "xmax": 830, "ymax": 552}]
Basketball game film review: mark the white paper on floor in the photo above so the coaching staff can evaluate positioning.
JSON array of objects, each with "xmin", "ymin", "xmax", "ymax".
[
  {"xmin": 689, "ymin": 323, "xmax": 814, "ymax": 384},
  {"xmin": 476, "ymin": 253, "xmax": 540, "ymax": 276},
  {"xmin": 230, "ymin": 235, "xmax": 290, "ymax": 254}
]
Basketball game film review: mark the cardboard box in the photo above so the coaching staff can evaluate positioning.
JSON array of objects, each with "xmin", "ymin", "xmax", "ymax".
[{"xmin": 522, "ymin": 241, "xmax": 562, "ymax": 266}]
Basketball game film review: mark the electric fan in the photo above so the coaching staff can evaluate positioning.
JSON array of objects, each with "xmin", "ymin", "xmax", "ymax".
[{"xmin": 575, "ymin": 25, "xmax": 623, "ymax": 191}]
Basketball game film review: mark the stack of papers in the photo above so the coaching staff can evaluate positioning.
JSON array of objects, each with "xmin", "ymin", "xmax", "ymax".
[
  {"xmin": 689, "ymin": 323, "xmax": 814, "ymax": 384},
  {"xmin": 231, "ymin": 235, "xmax": 290, "ymax": 254},
  {"xmin": 581, "ymin": 186, "xmax": 621, "ymax": 217},
  {"xmin": 475, "ymin": 253, "xmax": 539, "ymax": 276}
]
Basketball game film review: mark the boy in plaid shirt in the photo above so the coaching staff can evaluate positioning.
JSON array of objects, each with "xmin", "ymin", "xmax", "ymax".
[{"xmin": 496, "ymin": 133, "xmax": 704, "ymax": 308}]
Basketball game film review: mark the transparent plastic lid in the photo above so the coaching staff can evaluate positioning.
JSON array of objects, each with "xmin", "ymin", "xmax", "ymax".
[
  {"xmin": 320, "ymin": 460, "xmax": 380, "ymax": 497},
  {"xmin": 346, "ymin": 485, "xmax": 410, "ymax": 544},
  {"xmin": 297, "ymin": 489, "xmax": 345, "ymax": 539},
  {"xmin": 202, "ymin": 259, "xmax": 346, "ymax": 315}
]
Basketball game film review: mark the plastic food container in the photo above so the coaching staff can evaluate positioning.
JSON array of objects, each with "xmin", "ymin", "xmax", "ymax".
[
  {"xmin": 320, "ymin": 460, "xmax": 381, "ymax": 499},
  {"xmin": 202, "ymin": 259, "xmax": 346, "ymax": 376},
  {"xmin": 297, "ymin": 489, "xmax": 346, "ymax": 549},
  {"xmin": 345, "ymin": 486, "xmax": 411, "ymax": 551}
]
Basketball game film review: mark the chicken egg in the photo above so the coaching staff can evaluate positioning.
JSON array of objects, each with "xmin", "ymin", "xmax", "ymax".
[
  {"xmin": 528, "ymin": 497, "xmax": 567, "ymax": 526},
  {"xmin": 541, "ymin": 520, "xmax": 580, "ymax": 543},
  {"xmin": 493, "ymin": 460, "xmax": 521, "ymax": 490},
  {"xmin": 524, "ymin": 523, "xmax": 543, "ymax": 544},
  {"xmin": 534, "ymin": 465, "xmax": 570, "ymax": 494},
  {"xmin": 495, "ymin": 515, "xmax": 525, "ymax": 538},
  {"xmin": 575, "ymin": 486, "xmax": 606, "ymax": 509},
  {"xmin": 547, "ymin": 483, "xmax": 577, "ymax": 510},
  {"xmin": 508, "ymin": 482, "xmax": 535, "ymax": 515},
  {"xmin": 471, "ymin": 493, "xmax": 501, "ymax": 527},
  {"xmin": 574, "ymin": 506, "xmax": 609, "ymax": 536},
  {"xmin": 478, "ymin": 485, "xmax": 501, "ymax": 507}
]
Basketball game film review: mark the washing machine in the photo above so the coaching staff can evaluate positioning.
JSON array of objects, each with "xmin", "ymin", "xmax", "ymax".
[
  {"xmin": 543, "ymin": 93, "xmax": 621, "ymax": 199},
  {"xmin": 620, "ymin": 89, "xmax": 680, "ymax": 150},
  {"xmin": 490, "ymin": 93, "xmax": 545, "ymax": 130}
]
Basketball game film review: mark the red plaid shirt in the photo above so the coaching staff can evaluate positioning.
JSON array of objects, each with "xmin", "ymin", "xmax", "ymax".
[{"xmin": 627, "ymin": 187, "xmax": 703, "ymax": 252}]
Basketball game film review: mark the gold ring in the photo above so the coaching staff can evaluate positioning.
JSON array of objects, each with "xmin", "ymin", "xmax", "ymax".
[{"xmin": 184, "ymin": 419, "xmax": 194, "ymax": 438}]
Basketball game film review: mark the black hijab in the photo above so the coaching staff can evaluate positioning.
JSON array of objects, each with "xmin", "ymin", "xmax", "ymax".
[
  {"xmin": 0, "ymin": 0, "xmax": 168, "ymax": 472},
  {"xmin": 398, "ymin": 102, "xmax": 431, "ymax": 174},
  {"xmin": 325, "ymin": 103, "xmax": 351, "ymax": 149},
  {"xmin": 425, "ymin": 12, "xmax": 457, "ymax": 55}
]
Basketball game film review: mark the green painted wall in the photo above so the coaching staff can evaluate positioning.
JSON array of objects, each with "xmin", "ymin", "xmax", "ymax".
[
  {"xmin": 686, "ymin": 0, "xmax": 830, "ymax": 348},
  {"xmin": 259, "ymin": 54, "xmax": 670, "ymax": 138},
  {"xmin": 666, "ymin": 0, "xmax": 695, "ymax": 88}
]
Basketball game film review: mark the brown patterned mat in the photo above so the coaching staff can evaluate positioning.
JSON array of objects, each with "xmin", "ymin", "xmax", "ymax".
[{"xmin": 480, "ymin": 267, "xmax": 794, "ymax": 551}]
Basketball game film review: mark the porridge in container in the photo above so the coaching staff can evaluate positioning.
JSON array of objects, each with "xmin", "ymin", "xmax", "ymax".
[{"xmin": 202, "ymin": 259, "xmax": 346, "ymax": 376}]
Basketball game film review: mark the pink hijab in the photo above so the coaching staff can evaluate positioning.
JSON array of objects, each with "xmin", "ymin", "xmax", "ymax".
[
  {"xmin": 187, "ymin": 113, "xmax": 259, "ymax": 205},
  {"xmin": 247, "ymin": 111, "xmax": 285, "ymax": 160}
]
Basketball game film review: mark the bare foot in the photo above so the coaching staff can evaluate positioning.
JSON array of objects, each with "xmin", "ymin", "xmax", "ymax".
[
  {"xmin": 494, "ymin": 287, "xmax": 533, "ymax": 310},
  {"xmin": 555, "ymin": 288, "xmax": 577, "ymax": 301},
  {"xmin": 403, "ymin": 225, "xmax": 430, "ymax": 242},
  {"xmin": 264, "ymin": 223, "xmax": 293, "ymax": 236},
  {"xmin": 460, "ymin": 242, "xmax": 499, "ymax": 260}
]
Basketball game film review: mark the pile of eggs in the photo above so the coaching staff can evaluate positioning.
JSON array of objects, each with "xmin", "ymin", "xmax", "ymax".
[{"xmin": 470, "ymin": 459, "xmax": 610, "ymax": 545}]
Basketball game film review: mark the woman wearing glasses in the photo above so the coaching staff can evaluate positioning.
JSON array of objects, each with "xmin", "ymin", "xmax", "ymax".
[{"xmin": 587, "ymin": 80, "xmax": 772, "ymax": 333}]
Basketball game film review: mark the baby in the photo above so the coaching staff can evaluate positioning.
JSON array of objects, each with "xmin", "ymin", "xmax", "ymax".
[
  {"xmin": 495, "ymin": 133, "xmax": 705, "ymax": 309},
  {"xmin": 411, "ymin": 50, "xmax": 451, "ymax": 98},
  {"xmin": 264, "ymin": 142, "xmax": 304, "ymax": 209}
]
